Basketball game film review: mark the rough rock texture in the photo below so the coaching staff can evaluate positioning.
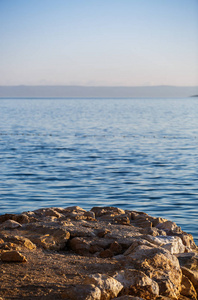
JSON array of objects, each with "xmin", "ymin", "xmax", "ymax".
[
  {"xmin": 1, "ymin": 250, "xmax": 27, "ymax": 262},
  {"xmin": 84, "ymin": 273, "xmax": 123, "ymax": 299},
  {"xmin": 0, "ymin": 206, "xmax": 197, "ymax": 300},
  {"xmin": 61, "ymin": 284, "xmax": 102, "ymax": 300}
]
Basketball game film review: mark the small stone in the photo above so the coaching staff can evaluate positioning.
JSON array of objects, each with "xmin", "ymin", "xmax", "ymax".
[
  {"xmin": 69, "ymin": 237, "xmax": 91, "ymax": 255},
  {"xmin": 89, "ymin": 245, "xmax": 104, "ymax": 254},
  {"xmin": 61, "ymin": 284, "xmax": 101, "ymax": 300},
  {"xmin": 5, "ymin": 236, "xmax": 36, "ymax": 250},
  {"xmin": 0, "ymin": 242, "xmax": 20, "ymax": 251},
  {"xmin": 99, "ymin": 249, "xmax": 113, "ymax": 258},
  {"xmin": 134, "ymin": 218, "xmax": 152, "ymax": 228},
  {"xmin": 1, "ymin": 250, "xmax": 27, "ymax": 262},
  {"xmin": 84, "ymin": 211, "xmax": 96, "ymax": 219},
  {"xmin": 109, "ymin": 241, "xmax": 122, "ymax": 255},
  {"xmin": 0, "ymin": 219, "xmax": 22, "ymax": 229},
  {"xmin": 115, "ymin": 216, "xmax": 130, "ymax": 225},
  {"xmin": 130, "ymin": 211, "xmax": 149, "ymax": 220},
  {"xmin": 91, "ymin": 207, "xmax": 125, "ymax": 218},
  {"xmin": 96, "ymin": 229, "xmax": 110, "ymax": 238}
]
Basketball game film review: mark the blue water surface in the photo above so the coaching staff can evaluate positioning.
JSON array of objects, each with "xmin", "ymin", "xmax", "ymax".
[{"xmin": 0, "ymin": 98, "xmax": 198, "ymax": 243}]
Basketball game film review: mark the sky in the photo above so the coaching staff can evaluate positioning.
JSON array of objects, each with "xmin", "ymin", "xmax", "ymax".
[{"xmin": 0, "ymin": 0, "xmax": 198, "ymax": 87}]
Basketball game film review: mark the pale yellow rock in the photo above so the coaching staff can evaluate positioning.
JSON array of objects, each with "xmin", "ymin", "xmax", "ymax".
[
  {"xmin": 124, "ymin": 243, "xmax": 182, "ymax": 299},
  {"xmin": 1, "ymin": 250, "xmax": 27, "ymax": 262},
  {"xmin": 143, "ymin": 235, "xmax": 185, "ymax": 254},
  {"xmin": 114, "ymin": 269, "xmax": 159, "ymax": 296},
  {"xmin": 84, "ymin": 273, "xmax": 123, "ymax": 300},
  {"xmin": 7, "ymin": 235, "xmax": 36, "ymax": 250}
]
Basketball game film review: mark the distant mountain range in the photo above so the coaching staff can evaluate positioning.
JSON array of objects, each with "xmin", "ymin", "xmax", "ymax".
[{"xmin": 0, "ymin": 85, "xmax": 198, "ymax": 98}]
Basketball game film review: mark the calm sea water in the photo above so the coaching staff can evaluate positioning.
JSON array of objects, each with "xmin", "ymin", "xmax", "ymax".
[{"xmin": 0, "ymin": 98, "xmax": 198, "ymax": 243}]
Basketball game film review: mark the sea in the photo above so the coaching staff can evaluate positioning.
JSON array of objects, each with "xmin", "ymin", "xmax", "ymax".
[{"xmin": 0, "ymin": 98, "xmax": 198, "ymax": 244}]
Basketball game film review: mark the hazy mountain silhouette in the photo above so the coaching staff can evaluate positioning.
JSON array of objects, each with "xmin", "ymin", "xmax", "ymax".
[{"xmin": 0, "ymin": 85, "xmax": 198, "ymax": 98}]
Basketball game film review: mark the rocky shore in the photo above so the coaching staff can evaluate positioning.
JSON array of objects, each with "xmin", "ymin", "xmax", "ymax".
[{"xmin": 0, "ymin": 206, "xmax": 198, "ymax": 300}]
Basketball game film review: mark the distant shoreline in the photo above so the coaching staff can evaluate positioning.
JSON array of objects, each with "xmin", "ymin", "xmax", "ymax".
[{"xmin": 0, "ymin": 85, "xmax": 198, "ymax": 98}]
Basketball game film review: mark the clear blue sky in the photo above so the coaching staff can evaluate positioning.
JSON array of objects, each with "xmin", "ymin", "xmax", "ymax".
[{"xmin": 0, "ymin": 0, "xmax": 198, "ymax": 86}]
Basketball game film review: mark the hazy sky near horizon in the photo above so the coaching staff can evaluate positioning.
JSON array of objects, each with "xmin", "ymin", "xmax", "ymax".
[{"xmin": 0, "ymin": 0, "xmax": 198, "ymax": 86}]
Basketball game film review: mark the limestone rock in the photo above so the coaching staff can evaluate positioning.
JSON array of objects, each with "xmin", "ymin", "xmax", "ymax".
[
  {"xmin": 143, "ymin": 235, "xmax": 185, "ymax": 254},
  {"xmin": 62, "ymin": 206, "xmax": 89, "ymax": 221},
  {"xmin": 99, "ymin": 249, "xmax": 113, "ymax": 258},
  {"xmin": 181, "ymin": 267, "xmax": 198, "ymax": 291},
  {"xmin": 1, "ymin": 235, "xmax": 36, "ymax": 250},
  {"xmin": 64, "ymin": 206, "xmax": 86, "ymax": 213},
  {"xmin": 33, "ymin": 207, "xmax": 63, "ymax": 219},
  {"xmin": 84, "ymin": 273, "xmax": 123, "ymax": 300},
  {"xmin": 1, "ymin": 250, "xmax": 27, "ymax": 262},
  {"xmin": 23, "ymin": 224, "xmax": 70, "ymax": 250},
  {"xmin": 177, "ymin": 252, "xmax": 198, "ymax": 270},
  {"xmin": 0, "ymin": 213, "xmax": 17, "ymax": 223},
  {"xmin": 130, "ymin": 211, "xmax": 150, "ymax": 221},
  {"xmin": 114, "ymin": 215, "xmax": 130, "ymax": 225},
  {"xmin": 172, "ymin": 233, "xmax": 198, "ymax": 251},
  {"xmin": 124, "ymin": 243, "xmax": 182, "ymax": 299},
  {"xmin": 91, "ymin": 207, "xmax": 125, "ymax": 218},
  {"xmin": 89, "ymin": 244, "xmax": 104, "ymax": 254},
  {"xmin": 0, "ymin": 242, "xmax": 20, "ymax": 251},
  {"xmin": 134, "ymin": 218, "xmax": 152, "ymax": 228},
  {"xmin": 84, "ymin": 211, "xmax": 96, "ymax": 219},
  {"xmin": 180, "ymin": 274, "xmax": 197, "ymax": 299},
  {"xmin": 0, "ymin": 213, "xmax": 36, "ymax": 224},
  {"xmin": 156, "ymin": 220, "xmax": 179, "ymax": 232},
  {"xmin": 96, "ymin": 228, "xmax": 111, "ymax": 238},
  {"xmin": 123, "ymin": 238, "xmax": 158, "ymax": 257},
  {"xmin": 0, "ymin": 219, "xmax": 22, "ymax": 230},
  {"xmin": 30, "ymin": 233, "xmax": 66, "ymax": 251},
  {"xmin": 109, "ymin": 241, "xmax": 123, "ymax": 255},
  {"xmin": 114, "ymin": 268, "xmax": 159, "ymax": 296},
  {"xmin": 69, "ymin": 237, "xmax": 91, "ymax": 255},
  {"xmin": 61, "ymin": 284, "xmax": 101, "ymax": 300}
]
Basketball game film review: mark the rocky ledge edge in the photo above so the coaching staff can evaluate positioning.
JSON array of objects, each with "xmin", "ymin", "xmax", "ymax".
[{"xmin": 0, "ymin": 206, "xmax": 198, "ymax": 300}]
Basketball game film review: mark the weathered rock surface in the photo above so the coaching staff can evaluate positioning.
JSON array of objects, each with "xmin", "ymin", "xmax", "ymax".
[
  {"xmin": 0, "ymin": 205, "xmax": 197, "ymax": 300},
  {"xmin": 180, "ymin": 274, "xmax": 197, "ymax": 299},
  {"xmin": 181, "ymin": 267, "xmax": 198, "ymax": 291},
  {"xmin": 114, "ymin": 268, "xmax": 159, "ymax": 297},
  {"xmin": 1, "ymin": 250, "xmax": 27, "ymax": 262},
  {"xmin": 84, "ymin": 273, "xmax": 123, "ymax": 299},
  {"xmin": 61, "ymin": 284, "xmax": 101, "ymax": 300}
]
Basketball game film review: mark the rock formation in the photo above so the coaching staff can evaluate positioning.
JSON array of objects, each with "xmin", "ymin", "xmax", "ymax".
[{"xmin": 0, "ymin": 206, "xmax": 197, "ymax": 299}]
